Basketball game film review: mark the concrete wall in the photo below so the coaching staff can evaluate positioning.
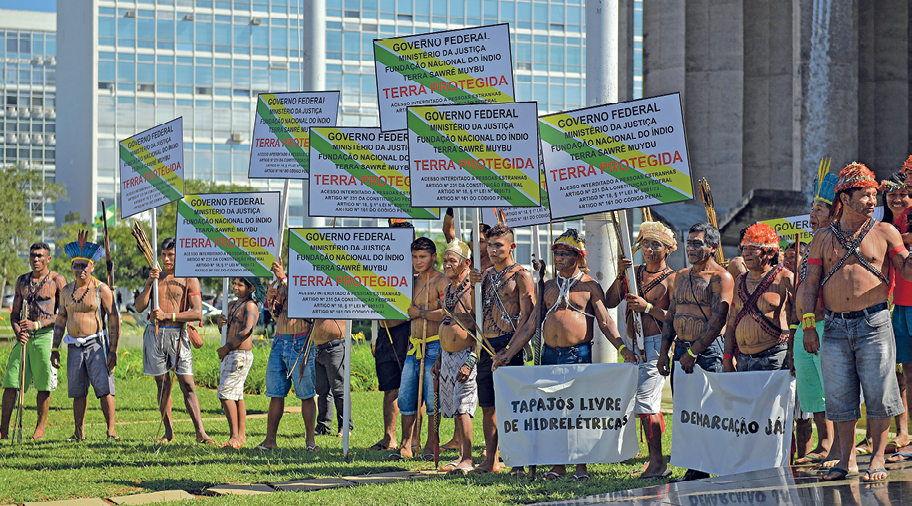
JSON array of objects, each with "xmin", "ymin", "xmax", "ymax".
[{"xmin": 55, "ymin": 0, "xmax": 97, "ymax": 226}]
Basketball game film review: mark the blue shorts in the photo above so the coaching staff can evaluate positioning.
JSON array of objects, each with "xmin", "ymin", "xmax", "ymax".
[
  {"xmin": 265, "ymin": 334, "xmax": 316, "ymax": 400},
  {"xmin": 892, "ymin": 305, "xmax": 912, "ymax": 364},
  {"xmin": 670, "ymin": 338, "xmax": 722, "ymax": 395},
  {"xmin": 541, "ymin": 341, "xmax": 592, "ymax": 365},
  {"xmin": 398, "ymin": 340, "xmax": 439, "ymax": 416},
  {"xmin": 822, "ymin": 308, "xmax": 904, "ymax": 421}
]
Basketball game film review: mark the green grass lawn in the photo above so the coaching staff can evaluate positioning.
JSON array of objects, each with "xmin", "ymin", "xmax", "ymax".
[{"xmin": 0, "ymin": 338, "xmax": 680, "ymax": 505}]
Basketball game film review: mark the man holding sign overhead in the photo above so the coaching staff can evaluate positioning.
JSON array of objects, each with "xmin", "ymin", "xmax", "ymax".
[{"xmin": 493, "ymin": 229, "xmax": 634, "ymax": 481}]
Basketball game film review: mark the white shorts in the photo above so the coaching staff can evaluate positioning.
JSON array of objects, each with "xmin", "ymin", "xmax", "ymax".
[{"xmin": 218, "ymin": 350, "xmax": 254, "ymax": 401}]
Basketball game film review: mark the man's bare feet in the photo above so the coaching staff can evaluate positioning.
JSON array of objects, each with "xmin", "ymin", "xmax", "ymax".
[
  {"xmin": 448, "ymin": 458, "xmax": 473, "ymax": 474},
  {"xmin": 442, "ymin": 439, "xmax": 459, "ymax": 451},
  {"xmin": 255, "ymin": 441, "xmax": 278, "ymax": 450},
  {"xmin": 31, "ymin": 429, "xmax": 45, "ymax": 440},
  {"xmin": 197, "ymin": 436, "xmax": 218, "ymax": 444},
  {"xmin": 886, "ymin": 434, "xmax": 910, "ymax": 451},
  {"xmin": 222, "ymin": 438, "xmax": 243, "ymax": 449},
  {"xmin": 471, "ymin": 461, "xmax": 503, "ymax": 474}
]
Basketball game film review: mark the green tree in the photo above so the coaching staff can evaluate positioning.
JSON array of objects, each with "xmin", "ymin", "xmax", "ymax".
[{"xmin": 0, "ymin": 164, "xmax": 67, "ymax": 297}]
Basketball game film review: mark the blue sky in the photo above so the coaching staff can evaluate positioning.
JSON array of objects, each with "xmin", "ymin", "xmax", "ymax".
[{"xmin": 0, "ymin": 0, "xmax": 55, "ymax": 12}]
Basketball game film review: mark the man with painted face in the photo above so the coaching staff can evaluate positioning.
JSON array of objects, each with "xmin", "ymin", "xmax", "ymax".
[
  {"xmin": 657, "ymin": 222, "xmax": 733, "ymax": 481},
  {"xmin": 724, "ymin": 224, "xmax": 794, "ymax": 372},
  {"xmin": 134, "ymin": 237, "xmax": 214, "ymax": 444},
  {"xmin": 799, "ymin": 162, "xmax": 912, "ymax": 483},
  {"xmin": 50, "ymin": 231, "xmax": 120, "ymax": 441},
  {"xmin": 605, "ymin": 221, "xmax": 677, "ymax": 480},
  {"xmin": 493, "ymin": 229, "xmax": 634, "ymax": 482},
  {"xmin": 2, "ymin": 242, "xmax": 66, "ymax": 440}
]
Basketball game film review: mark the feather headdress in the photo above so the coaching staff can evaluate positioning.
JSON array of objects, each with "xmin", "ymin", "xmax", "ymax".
[
  {"xmin": 64, "ymin": 230, "xmax": 104, "ymax": 265},
  {"xmin": 445, "ymin": 238, "xmax": 472, "ymax": 260},
  {"xmin": 834, "ymin": 162, "xmax": 880, "ymax": 193},
  {"xmin": 552, "ymin": 228, "xmax": 587, "ymax": 267},
  {"xmin": 635, "ymin": 221, "xmax": 677, "ymax": 251},
  {"xmin": 813, "ymin": 157, "xmax": 838, "ymax": 205},
  {"xmin": 740, "ymin": 223, "xmax": 780, "ymax": 251}
]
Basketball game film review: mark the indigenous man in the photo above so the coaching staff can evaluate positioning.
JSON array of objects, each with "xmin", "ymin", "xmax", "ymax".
[
  {"xmin": 472, "ymin": 224, "xmax": 534, "ymax": 475},
  {"xmin": 134, "ymin": 237, "xmax": 214, "ymax": 444},
  {"xmin": 657, "ymin": 222, "xmax": 733, "ymax": 482},
  {"xmin": 50, "ymin": 232, "xmax": 120, "ymax": 441},
  {"xmin": 1, "ymin": 242, "xmax": 66, "ymax": 440},
  {"xmin": 799, "ymin": 162, "xmax": 912, "ymax": 483},
  {"xmin": 723, "ymin": 224, "xmax": 793, "ymax": 372},
  {"xmin": 882, "ymin": 167, "xmax": 912, "ymax": 453},
  {"xmin": 791, "ymin": 172, "xmax": 839, "ymax": 465},
  {"xmin": 313, "ymin": 314, "xmax": 348, "ymax": 438},
  {"xmin": 387, "ymin": 237, "xmax": 448, "ymax": 460},
  {"xmin": 431, "ymin": 239, "xmax": 478, "ymax": 474},
  {"xmin": 216, "ymin": 277, "xmax": 262, "ymax": 448},
  {"xmin": 605, "ymin": 221, "xmax": 677, "ymax": 480},
  {"xmin": 493, "ymin": 229, "xmax": 636, "ymax": 482},
  {"xmin": 368, "ymin": 220, "xmax": 413, "ymax": 452},
  {"xmin": 255, "ymin": 259, "xmax": 329, "ymax": 452}
]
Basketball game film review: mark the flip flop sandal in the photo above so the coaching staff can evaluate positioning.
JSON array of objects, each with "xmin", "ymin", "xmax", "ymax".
[
  {"xmin": 446, "ymin": 467, "xmax": 470, "ymax": 476},
  {"xmin": 641, "ymin": 469, "xmax": 673, "ymax": 480},
  {"xmin": 306, "ymin": 444, "xmax": 321, "ymax": 452},
  {"xmin": 508, "ymin": 468, "xmax": 527, "ymax": 478},
  {"xmin": 198, "ymin": 438, "xmax": 219, "ymax": 445},
  {"xmin": 887, "ymin": 452, "xmax": 912, "ymax": 463},
  {"xmin": 863, "ymin": 468, "xmax": 889, "ymax": 482},
  {"xmin": 384, "ymin": 453, "xmax": 408, "ymax": 461},
  {"xmin": 254, "ymin": 444, "xmax": 274, "ymax": 451},
  {"xmin": 439, "ymin": 460, "xmax": 460, "ymax": 472},
  {"xmin": 366, "ymin": 441, "xmax": 393, "ymax": 451},
  {"xmin": 571, "ymin": 474, "xmax": 590, "ymax": 482},
  {"xmin": 65, "ymin": 436, "xmax": 86, "ymax": 442},
  {"xmin": 419, "ymin": 452, "xmax": 435, "ymax": 461},
  {"xmin": 794, "ymin": 454, "xmax": 826, "ymax": 465},
  {"xmin": 821, "ymin": 467, "xmax": 849, "ymax": 481},
  {"xmin": 541, "ymin": 471, "xmax": 565, "ymax": 481},
  {"xmin": 106, "ymin": 435, "xmax": 121, "ymax": 441}
]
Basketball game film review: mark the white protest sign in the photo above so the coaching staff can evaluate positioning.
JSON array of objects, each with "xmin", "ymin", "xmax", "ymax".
[
  {"xmin": 309, "ymin": 127, "xmax": 439, "ymax": 219},
  {"xmin": 119, "ymin": 118, "xmax": 184, "ymax": 218},
  {"xmin": 175, "ymin": 192, "xmax": 280, "ymax": 278},
  {"xmin": 374, "ymin": 23, "xmax": 515, "ymax": 132},
  {"xmin": 287, "ymin": 228, "xmax": 413, "ymax": 320},
  {"xmin": 408, "ymin": 102, "xmax": 541, "ymax": 208},
  {"xmin": 540, "ymin": 93, "xmax": 693, "ymax": 220},
  {"xmin": 248, "ymin": 91, "xmax": 340, "ymax": 179},
  {"xmin": 493, "ymin": 363, "xmax": 639, "ymax": 467},
  {"xmin": 671, "ymin": 367, "xmax": 795, "ymax": 476}
]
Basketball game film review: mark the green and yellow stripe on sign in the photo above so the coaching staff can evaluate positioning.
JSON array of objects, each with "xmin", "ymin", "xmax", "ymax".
[
  {"xmin": 758, "ymin": 217, "xmax": 813, "ymax": 248},
  {"xmin": 290, "ymin": 232, "xmax": 410, "ymax": 319},
  {"xmin": 310, "ymin": 128, "xmax": 438, "ymax": 219},
  {"xmin": 256, "ymin": 94, "xmax": 310, "ymax": 172},
  {"xmin": 539, "ymin": 114, "xmax": 692, "ymax": 203},
  {"xmin": 375, "ymin": 38, "xmax": 513, "ymax": 105},
  {"xmin": 119, "ymin": 141, "xmax": 184, "ymax": 203},
  {"xmin": 408, "ymin": 107, "xmax": 540, "ymax": 207},
  {"xmin": 178, "ymin": 197, "xmax": 276, "ymax": 277}
]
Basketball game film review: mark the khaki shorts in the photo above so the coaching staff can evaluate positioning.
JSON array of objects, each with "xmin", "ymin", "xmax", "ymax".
[{"xmin": 218, "ymin": 350, "xmax": 254, "ymax": 401}]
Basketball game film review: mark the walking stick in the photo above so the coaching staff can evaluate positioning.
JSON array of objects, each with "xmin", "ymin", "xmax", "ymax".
[
  {"xmin": 12, "ymin": 303, "xmax": 28, "ymax": 445},
  {"xmin": 415, "ymin": 275, "xmax": 429, "ymax": 458}
]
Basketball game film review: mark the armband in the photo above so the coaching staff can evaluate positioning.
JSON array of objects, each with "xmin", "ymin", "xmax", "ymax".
[
  {"xmin": 51, "ymin": 348, "xmax": 59, "ymax": 353},
  {"xmin": 723, "ymin": 353, "xmax": 734, "ymax": 361},
  {"xmin": 618, "ymin": 344, "xmax": 627, "ymax": 354},
  {"xmin": 889, "ymin": 245, "xmax": 905, "ymax": 258},
  {"xmin": 645, "ymin": 302, "xmax": 653, "ymax": 313},
  {"xmin": 789, "ymin": 324, "xmax": 799, "ymax": 330},
  {"xmin": 802, "ymin": 313, "xmax": 816, "ymax": 330},
  {"xmin": 687, "ymin": 347, "xmax": 698, "ymax": 358},
  {"xmin": 807, "ymin": 258, "xmax": 823, "ymax": 266},
  {"xmin": 463, "ymin": 352, "xmax": 478, "ymax": 370}
]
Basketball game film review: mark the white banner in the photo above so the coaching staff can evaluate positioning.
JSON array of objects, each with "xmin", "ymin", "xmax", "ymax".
[
  {"xmin": 248, "ymin": 91, "xmax": 340, "ymax": 179},
  {"xmin": 493, "ymin": 363, "xmax": 639, "ymax": 467},
  {"xmin": 374, "ymin": 24, "xmax": 515, "ymax": 132},
  {"xmin": 119, "ymin": 118, "xmax": 184, "ymax": 218},
  {"xmin": 671, "ymin": 367, "xmax": 796, "ymax": 476}
]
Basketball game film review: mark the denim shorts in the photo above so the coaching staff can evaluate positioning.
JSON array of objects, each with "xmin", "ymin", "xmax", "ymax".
[
  {"xmin": 737, "ymin": 342, "xmax": 788, "ymax": 372},
  {"xmin": 265, "ymin": 333, "xmax": 316, "ymax": 400},
  {"xmin": 822, "ymin": 308, "xmax": 904, "ymax": 421},
  {"xmin": 892, "ymin": 305, "xmax": 912, "ymax": 364},
  {"xmin": 635, "ymin": 334, "xmax": 665, "ymax": 415},
  {"xmin": 541, "ymin": 341, "xmax": 592, "ymax": 365},
  {"xmin": 398, "ymin": 340, "xmax": 440, "ymax": 416},
  {"xmin": 670, "ymin": 338, "xmax": 722, "ymax": 395}
]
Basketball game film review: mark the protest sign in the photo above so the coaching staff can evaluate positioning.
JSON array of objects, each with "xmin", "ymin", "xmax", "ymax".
[
  {"xmin": 539, "ymin": 93, "xmax": 693, "ymax": 220},
  {"xmin": 374, "ymin": 24, "xmax": 515, "ymax": 132},
  {"xmin": 120, "ymin": 118, "xmax": 184, "ymax": 218},
  {"xmin": 248, "ymin": 91, "xmax": 340, "ymax": 179},
  {"xmin": 175, "ymin": 192, "xmax": 280, "ymax": 277},
  {"xmin": 760, "ymin": 207, "xmax": 884, "ymax": 249},
  {"xmin": 493, "ymin": 363, "xmax": 639, "ymax": 467},
  {"xmin": 408, "ymin": 102, "xmax": 541, "ymax": 208},
  {"xmin": 671, "ymin": 367, "xmax": 795, "ymax": 476},
  {"xmin": 309, "ymin": 127, "xmax": 439, "ymax": 219},
  {"xmin": 287, "ymin": 228, "xmax": 413, "ymax": 319}
]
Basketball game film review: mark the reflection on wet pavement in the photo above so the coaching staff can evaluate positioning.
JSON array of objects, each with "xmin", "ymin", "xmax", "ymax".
[{"xmin": 535, "ymin": 459, "xmax": 912, "ymax": 505}]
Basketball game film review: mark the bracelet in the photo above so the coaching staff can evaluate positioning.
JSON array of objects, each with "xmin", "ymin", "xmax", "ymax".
[
  {"xmin": 723, "ymin": 353, "xmax": 734, "ymax": 361},
  {"xmin": 644, "ymin": 302, "xmax": 653, "ymax": 313},
  {"xmin": 463, "ymin": 352, "xmax": 478, "ymax": 369},
  {"xmin": 504, "ymin": 345, "xmax": 511, "ymax": 350},
  {"xmin": 51, "ymin": 347, "xmax": 58, "ymax": 352},
  {"xmin": 172, "ymin": 313, "xmax": 176, "ymax": 321},
  {"xmin": 802, "ymin": 312, "xmax": 816, "ymax": 330},
  {"xmin": 687, "ymin": 347, "xmax": 698, "ymax": 358},
  {"xmin": 789, "ymin": 324, "xmax": 799, "ymax": 330},
  {"xmin": 618, "ymin": 344, "xmax": 627, "ymax": 354},
  {"xmin": 281, "ymin": 276, "xmax": 288, "ymax": 285}
]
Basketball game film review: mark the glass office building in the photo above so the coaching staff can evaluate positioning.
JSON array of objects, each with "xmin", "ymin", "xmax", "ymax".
[{"xmin": 0, "ymin": 9, "xmax": 57, "ymax": 224}]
